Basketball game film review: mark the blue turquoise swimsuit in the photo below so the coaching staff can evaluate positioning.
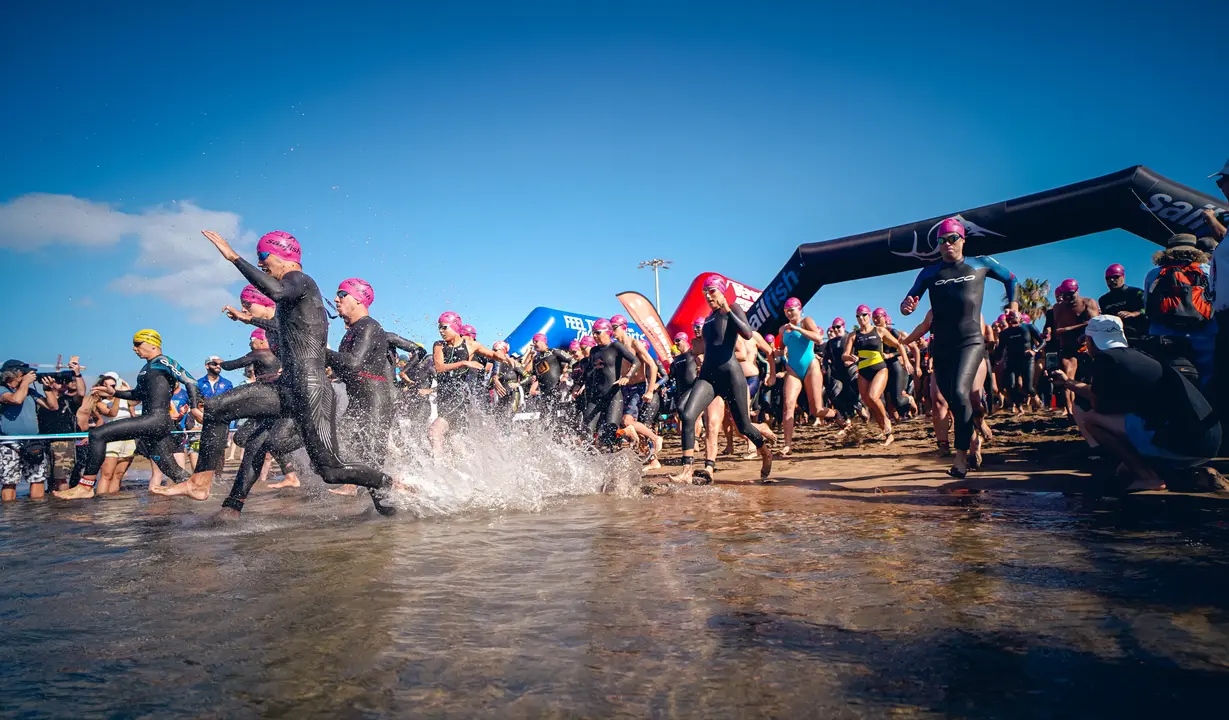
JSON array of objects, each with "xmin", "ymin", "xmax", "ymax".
[{"xmin": 783, "ymin": 327, "xmax": 816, "ymax": 378}]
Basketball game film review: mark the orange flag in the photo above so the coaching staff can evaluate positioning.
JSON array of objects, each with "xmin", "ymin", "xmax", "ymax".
[{"xmin": 616, "ymin": 291, "xmax": 673, "ymax": 363}]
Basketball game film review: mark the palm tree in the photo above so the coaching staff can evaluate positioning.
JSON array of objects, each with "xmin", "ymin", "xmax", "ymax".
[{"xmin": 1007, "ymin": 278, "xmax": 1051, "ymax": 320}]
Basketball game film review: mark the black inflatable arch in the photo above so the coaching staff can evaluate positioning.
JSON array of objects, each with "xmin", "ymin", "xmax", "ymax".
[{"xmin": 745, "ymin": 166, "xmax": 1229, "ymax": 334}]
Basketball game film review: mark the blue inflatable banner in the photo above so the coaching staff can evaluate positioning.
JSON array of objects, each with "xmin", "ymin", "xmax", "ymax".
[{"xmin": 504, "ymin": 306, "xmax": 653, "ymax": 357}]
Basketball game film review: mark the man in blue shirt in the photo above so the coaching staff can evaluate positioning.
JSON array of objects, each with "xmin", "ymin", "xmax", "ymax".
[
  {"xmin": 199, "ymin": 356, "xmax": 234, "ymax": 400},
  {"xmin": 1, "ymin": 359, "xmax": 55, "ymax": 501}
]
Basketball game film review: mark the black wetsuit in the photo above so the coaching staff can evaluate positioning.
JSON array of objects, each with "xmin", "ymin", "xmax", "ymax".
[
  {"xmin": 208, "ymin": 259, "xmax": 394, "ymax": 514},
  {"xmin": 490, "ymin": 359, "xmax": 526, "ymax": 415},
  {"xmin": 998, "ymin": 323, "xmax": 1042, "ymax": 406},
  {"xmin": 583, "ymin": 340, "xmax": 639, "ymax": 446},
  {"xmin": 220, "ymin": 347, "xmax": 299, "ymax": 478},
  {"xmin": 678, "ymin": 306, "xmax": 764, "ymax": 452},
  {"xmin": 823, "ymin": 334, "xmax": 860, "ymax": 417},
  {"xmin": 529, "ymin": 348, "xmax": 566, "ymax": 410},
  {"xmin": 327, "ymin": 315, "xmax": 396, "ymax": 469},
  {"xmin": 82, "ymin": 356, "xmax": 198, "ymax": 485},
  {"xmin": 670, "ymin": 351, "xmax": 698, "ymax": 413},
  {"xmin": 882, "ymin": 328, "xmax": 911, "ymax": 412},
  {"xmin": 906, "ymin": 255, "xmax": 1016, "ymax": 451},
  {"xmin": 1098, "ymin": 286, "xmax": 1149, "ymax": 340}
]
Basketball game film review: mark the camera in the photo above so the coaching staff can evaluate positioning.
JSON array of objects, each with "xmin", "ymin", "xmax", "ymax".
[
  {"xmin": 1044, "ymin": 353, "xmax": 1059, "ymax": 373},
  {"xmin": 36, "ymin": 369, "xmax": 76, "ymax": 383}
]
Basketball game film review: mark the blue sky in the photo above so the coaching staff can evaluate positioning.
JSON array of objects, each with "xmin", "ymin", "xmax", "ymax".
[{"xmin": 2, "ymin": 1, "xmax": 1226, "ymax": 381}]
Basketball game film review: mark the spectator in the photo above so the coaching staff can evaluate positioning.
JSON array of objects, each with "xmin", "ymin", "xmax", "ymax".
[
  {"xmin": 1142, "ymin": 233, "xmax": 1216, "ymax": 388},
  {"xmin": 199, "ymin": 356, "xmax": 233, "ymax": 399},
  {"xmin": 93, "ymin": 372, "xmax": 137, "ymax": 496},
  {"xmin": 1098, "ymin": 264, "xmax": 1148, "ymax": 341},
  {"xmin": 1, "ymin": 359, "xmax": 54, "ymax": 501},
  {"xmin": 1060, "ymin": 316, "xmax": 1221, "ymax": 491},
  {"xmin": 198, "ymin": 356, "xmax": 232, "ymax": 463},
  {"xmin": 1202, "ymin": 160, "xmax": 1227, "ymax": 452},
  {"xmin": 36, "ymin": 356, "xmax": 86, "ymax": 491}
]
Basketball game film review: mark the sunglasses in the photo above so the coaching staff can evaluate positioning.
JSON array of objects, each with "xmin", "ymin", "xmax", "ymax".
[
  {"xmin": 939, "ymin": 233, "xmax": 963, "ymax": 244},
  {"xmin": 1057, "ymin": 292, "xmax": 1075, "ymax": 299}
]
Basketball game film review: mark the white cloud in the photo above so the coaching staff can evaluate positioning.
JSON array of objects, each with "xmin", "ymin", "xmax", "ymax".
[{"xmin": 0, "ymin": 193, "xmax": 256, "ymax": 321}]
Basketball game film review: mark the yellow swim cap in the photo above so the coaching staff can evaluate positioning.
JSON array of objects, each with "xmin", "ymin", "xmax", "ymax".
[{"xmin": 133, "ymin": 329, "xmax": 162, "ymax": 347}]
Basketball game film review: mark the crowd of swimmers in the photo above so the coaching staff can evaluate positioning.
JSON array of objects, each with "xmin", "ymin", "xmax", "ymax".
[{"xmin": 6, "ymin": 195, "xmax": 1227, "ymax": 510}]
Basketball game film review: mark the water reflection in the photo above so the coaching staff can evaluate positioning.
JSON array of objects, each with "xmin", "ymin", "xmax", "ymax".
[{"xmin": 2, "ymin": 487, "xmax": 1228, "ymax": 717}]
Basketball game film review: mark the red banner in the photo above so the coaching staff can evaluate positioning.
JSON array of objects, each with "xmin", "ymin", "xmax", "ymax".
[
  {"xmin": 665, "ymin": 272, "xmax": 762, "ymax": 340},
  {"xmin": 616, "ymin": 291, "xmax": 673, "ymax": 363}
]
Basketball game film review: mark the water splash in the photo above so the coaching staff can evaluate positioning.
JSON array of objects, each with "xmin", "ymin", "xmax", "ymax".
[{"xmin": 376, "ymin": 411, "xmax": 645, "ymax": 518}]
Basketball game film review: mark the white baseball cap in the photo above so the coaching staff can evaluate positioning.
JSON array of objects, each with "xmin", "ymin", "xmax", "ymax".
[
  {"xmin": 1084, "ymin": 315, "xmax": 1128, "ymax": 351},
  {"xmin": 1209, "ymin": 159, "xmax": 1229, "ymax": 180},
  {"xmin": 102, "ymin": 371, "xmax": 121, "ymax": 382}
]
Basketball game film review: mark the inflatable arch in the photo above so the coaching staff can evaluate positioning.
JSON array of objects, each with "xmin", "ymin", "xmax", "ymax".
[{"xmin": 744, "ymin": 166, "xmax": 1229, "ymax": 335}]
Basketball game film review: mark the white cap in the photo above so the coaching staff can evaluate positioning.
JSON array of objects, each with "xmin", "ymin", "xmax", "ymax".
[
  {"xmin": 1084, "ymin": 315, "xmax": 1128, "ymax": 351},
  {"xmin": 102, "ymin": 371, "xmax": 120, "ymax": 381},
  {"xmin": 1209, "ymin": 159, "xmax": 1229, "ymax": 179}
]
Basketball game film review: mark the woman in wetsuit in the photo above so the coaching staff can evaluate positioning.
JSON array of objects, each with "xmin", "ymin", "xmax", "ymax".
[
  {"xmin": 997, "ymin": 310, "xmax": 1042, "ymax": 413},
  {"xmin": 581, "ymin": 318, "xmax": 640, "ymax": 449},
  {"xmin": 489, "ymin": 340, "xmax": 527, "ymax": 416},
  {"xmin": 54, "ymin": 329, "xmax": 199, "ymax": 500},
  {"xmin": 669, "ymin": 331, "xmax": 699, "ymax": 438},
  {"xmin": 184, "ymin": 230, "xmax": 399, "ymax": 516},
  {"xmin": 430, "ymin": 312, "xmax": 510, "ymax": 456},
  {"xmin": 671, "ymin": 275, "xmax": 773, "ymax": 484},
  {"xmin": 523, "ymin": 333, "xmax": 567, "ymax": 416},
  {"xmin": 778, "ymin": 297, "xmax": 828, "ymax": 456},
  {"xmin": 872, "ymin": 308, "xmax": 919, "ymax": 419},
  {"xmin": 843, "ymin": 305, "xmax": 912, "ymax": 446},
  {"xmin": 901, "ymin": 217, "xmax": 1016, "ymax": 477}
]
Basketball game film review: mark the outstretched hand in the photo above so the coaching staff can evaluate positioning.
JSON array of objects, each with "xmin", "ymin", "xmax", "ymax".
[
  {"xmin": 223, "ymin": 305, "xmax": 253, "ymax": 322},
  {"xmin": 900, "ymin": 296, "xmax": 919, "ymax": 315},
  {"xmin": 203, "ymin": 230, "xmax": 240, "ymax": 262}
]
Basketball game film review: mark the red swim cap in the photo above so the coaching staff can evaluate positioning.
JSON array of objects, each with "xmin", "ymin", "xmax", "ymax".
[
  {"xmin": 240, "ymin": 285, "xmax": 274, "ymax": 308},
  {"xmin": 936, "ymin": 217, "xmax": 966, "ymax": 240},
  {"xmin": 338, "ymin": 278, "xmax": 374, "ymax": 308},
  {"xmin": 1105, "ymin": 263, "xmax": 1125, "ymax": 278},
  {"xmin": 256, "ymin": 231, "xmax": 301, "ymax": 264}
]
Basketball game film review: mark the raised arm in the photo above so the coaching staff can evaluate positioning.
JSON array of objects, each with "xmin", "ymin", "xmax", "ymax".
[
  {"xmin": 232, "ymin": 257, "xmax": 309, "ymax": 304},
  {"xmin": 726, "ymin": 304, "xmax": 754, "ymax": 339}
]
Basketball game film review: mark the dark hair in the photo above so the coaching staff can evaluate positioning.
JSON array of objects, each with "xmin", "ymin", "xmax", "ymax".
[{"xmin": 94, "ymin": 375, "xmax": 115, "ymax": 387}]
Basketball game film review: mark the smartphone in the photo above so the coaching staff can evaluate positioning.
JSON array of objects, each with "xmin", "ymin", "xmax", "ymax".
[{"xmin": 1044, "ymin": 353, "xmax": 1059, "ymax": 373}]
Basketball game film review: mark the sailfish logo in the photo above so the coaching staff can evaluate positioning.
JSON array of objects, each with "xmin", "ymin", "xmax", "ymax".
[{"xmin": 890, "ymin": 215, "xmax": 1006, "ymax": 261}]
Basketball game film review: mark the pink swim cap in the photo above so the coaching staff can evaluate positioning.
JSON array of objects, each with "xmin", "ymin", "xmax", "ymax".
[
  {"xmin": 579, "ymin": 336, "xmax": 596, "ymax": 348},
  {"xmin": 493, "ymin": 340, "xmax": 510, "ymax": 353},
  {"xmin": 832, "ymin": 317, "xmax": 845, "ymax": 327},
  {"xmin": 784, "ymin": 297, "xmax": 802, "ymax": 311},
  {"xmin": 1007, "ymin": 310, "xmax": 1020, "ymax": 322},
  {"xmin": 256, "ymin": 230, "xmax": 301, "ymax": 264},
  {"xmin": 240, "ymin": 284, "xmax": 274, "ymax": 308},
  {"xmin": 936, "ymin": 217, "xmax": 966, "ymax": 240},
  {"xmin": 533, "ymin": 333, "xmax": 548, "ymax": 345},
  {"xmin": 250, "ymin": 328, "xmax": 267, "ymax": 343},
  {"xmin": 438, "ymin": 312, "xmax": 462, "ymax": 334},
  {"xmin": 764, "ymin": 334, "xmax": 776, "ymax": 344},
  {"xmin": 591, "ymin": 318, "xmax": 612, "ymax": 334},
  {"xmin": 337, "ymin": 278, "xmax": 374, "ymax": 308},
  {"xmin": 1057, "ymin": 278, "xmax": 1079, "ymax": 294},
  {"xmin": 997, "ymin": 314, "xmax": 1007, "ymax": 324},
  {"xmin": 856, "ymin": 304, "xmax": 872, "ymax": 316},
  {"xmin": 568, "ymin": 339, "xmax": 581, "ymax": 351},
  {"xmin": 1022, "ymin": 313, "xmax": 1031, "ymax": 323},
  {"xmin": 702, "ymin": 274, "xmax": 728, "ymax": 293},
  {"xmin": 1105, "ymin": 263, "xmax": 1125, "ymax": 278},
  {"xmin": 872, "ymin": 307, "xmax": 888, "ymax": 319},
  {"xmin": 693, "ymin": 317, "xmax": 706, "ymax": 329},
  {"xmin": 610, "ymin": 314, "xmax": 628, "ymax": 328},
  {"xmin": 460, "ymin": 325, "xmax": 477, "ymax": 339},
  {"xmin": 673, "ymin": 332, "xmax": 689, "ymax": 344}
]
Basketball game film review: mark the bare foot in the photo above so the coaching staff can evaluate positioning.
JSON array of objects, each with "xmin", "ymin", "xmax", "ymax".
[
  {"xmin": 53, "ymin": 484, "xmax": 96, "ymax": 500},
  {"xmin": 328, "ymin": 485, "xmax": 359, "ymax": 496},
  {"xmin": 669, "ymin": 464, "xmax": 696, "ymax": 484},
  {"xmin": 742, "ymin": 450, "xmax": 760, "ymax": 460},
  {"xmin": 209, "ymin": 507, "xmax": 242, "ymax": 524},
  {"xmin": 882, "ymin": 433, "xmax": 895, "ymax": 448},
  {"xmin": 151, "ymin": 480, "xmax": 211, "ymax": 501},
  {"xmin": 267, "ymin": 474, "xmax": 301, "ymax": 489},
  {"xmin": 759, "ymin": 445, "xmax": 773, "ymax": 481},
  {"xmin": 780, "ymin": 445, "xmax": 792, "ymax": 457},
  {"xmin": 644, "ymin": 457, "xmax": 662, "ymax": 471}
]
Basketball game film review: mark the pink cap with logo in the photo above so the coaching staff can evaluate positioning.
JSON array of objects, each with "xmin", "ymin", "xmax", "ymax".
[
  {"xmin": 256, "ymin": 230, "xmax": 301, "ymax": 264},
  {"xmin": 936, "ymin": 217, "xmax": 965, "ymax": 240},
  {"xmin": 337, "ymin": 278, "xmax": 374, "ymax": 308},
  {"xmin": 438, "ymin": 312, "xmax": 462, "ymax": 333},
  {"xmin": 240, "ymin": 285, "xmax": 274, "ymax": 308}
]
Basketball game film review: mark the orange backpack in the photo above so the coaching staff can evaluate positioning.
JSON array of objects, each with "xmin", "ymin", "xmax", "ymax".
[{"xmin": 1147, "ymin": 262, "xmax": 1212, "ymax": 331}]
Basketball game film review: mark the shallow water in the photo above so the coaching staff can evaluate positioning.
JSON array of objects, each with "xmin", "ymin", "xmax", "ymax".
[{"xmin": 3, "ymin": 479, "xmax": 1229, "ymax": 718}]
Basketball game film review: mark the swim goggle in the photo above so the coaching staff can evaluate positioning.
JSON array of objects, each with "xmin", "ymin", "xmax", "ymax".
[
  {"xmin": 257, "ymin": 251, "xmax": 272, "ymax": 262},
  {"xmin": 336, "ymin": 290, "xmax": 350, "ymax": 299},
  {"xmin": 938, "ymin": 233, "xmax": 963, "ymax": 244}
]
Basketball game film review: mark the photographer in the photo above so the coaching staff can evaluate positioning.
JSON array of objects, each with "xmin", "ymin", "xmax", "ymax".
[
  {"xmin": 1056, "ymin": 316, "xmax": 1221, "ymax": 492},
  {"xmin": 0, "ymin": 359, "xmax": 57, "ymax": 501},
  {"xmin": 36, "ymin": 357, "xmax": 86, "ymax": 491}
]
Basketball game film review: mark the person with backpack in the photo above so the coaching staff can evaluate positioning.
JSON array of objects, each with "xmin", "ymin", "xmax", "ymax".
[{"xmin": 1143, "ymin": 233, "xmax": 1217, "ymax": 389}]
